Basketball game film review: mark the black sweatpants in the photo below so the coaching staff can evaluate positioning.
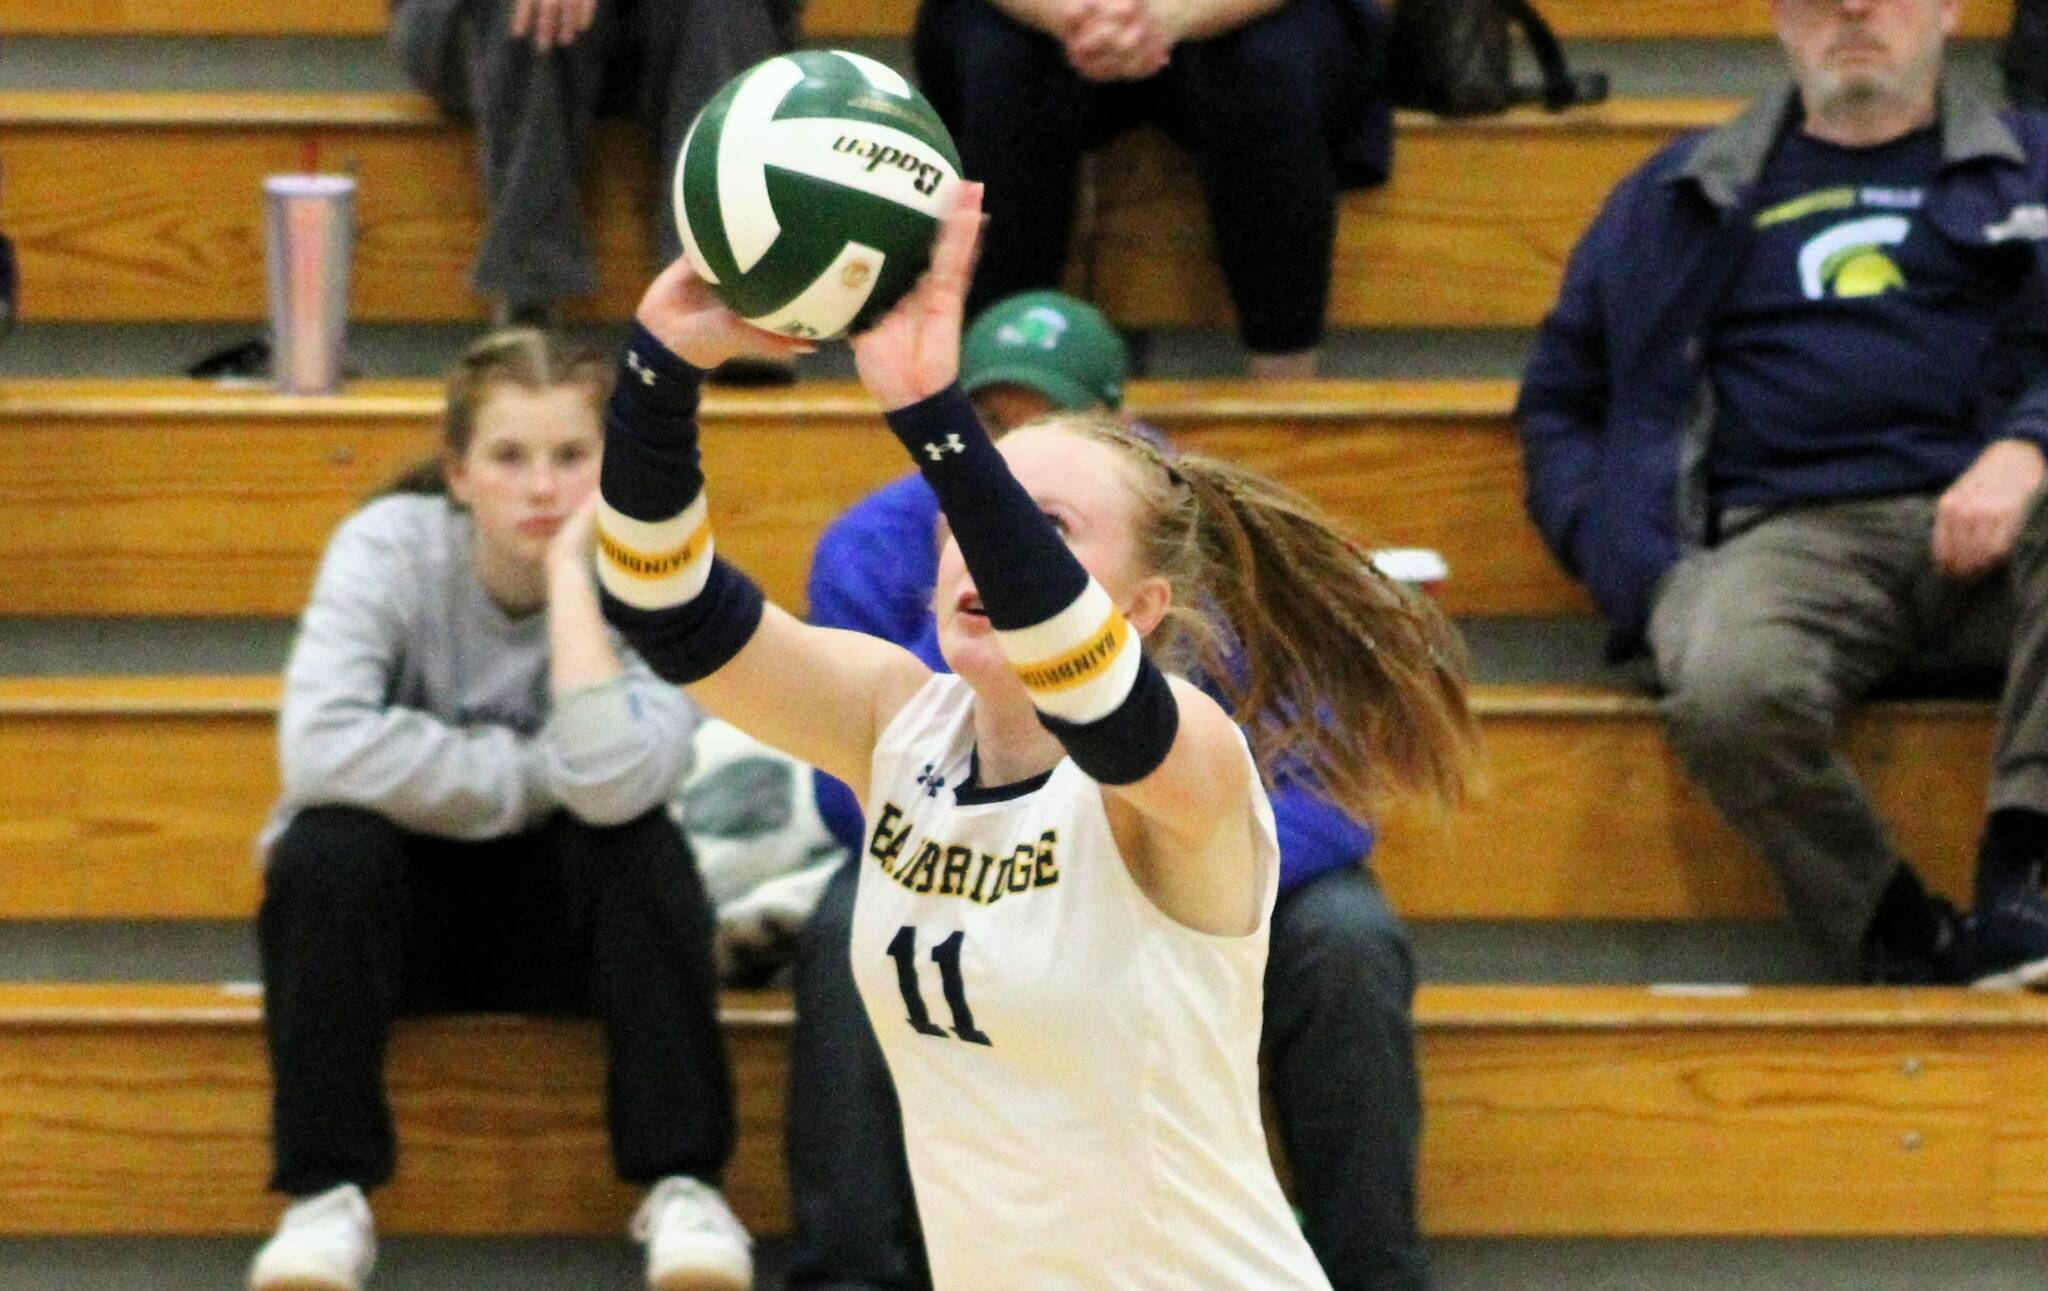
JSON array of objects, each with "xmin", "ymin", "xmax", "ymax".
[
  {"xmin": 259, "ymin": 804, "xmax": 734, "ymax": 1196},
  {"xmin": 913, "ymin": 0, "xmax": 1371, "ymax": 355}
]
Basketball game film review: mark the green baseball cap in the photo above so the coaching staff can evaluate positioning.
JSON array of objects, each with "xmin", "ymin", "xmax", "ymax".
[{"xmin": 960, "ymin": 291, "xmax": 1128, "ymax": 412}]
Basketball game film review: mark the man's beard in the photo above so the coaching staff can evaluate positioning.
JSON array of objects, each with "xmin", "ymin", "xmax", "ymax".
[
  {"xmin": 1806, "ymin": 43, "xmax": 1939, "ymax": 121},
  {"xmin": 1813, "ymin": 68, "xmax": 1893, "ymax": 114}
]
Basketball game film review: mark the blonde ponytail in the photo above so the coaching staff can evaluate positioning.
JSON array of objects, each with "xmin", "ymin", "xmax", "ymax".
[{"xmin": 1062, "ymin": 416, "xmax": 1477, "ymax": 817}]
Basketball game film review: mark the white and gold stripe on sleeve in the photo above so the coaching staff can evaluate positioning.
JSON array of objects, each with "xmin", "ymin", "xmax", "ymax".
[
  {"xmin": 994, "ymin": 581, "xmax": 1142, "ymax": 723},
  {"xmin": 596, "ymin": 495, "xmax": 715, "ymax": 610}
]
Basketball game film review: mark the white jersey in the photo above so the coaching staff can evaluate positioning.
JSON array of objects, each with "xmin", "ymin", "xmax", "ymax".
[{"xmin": 849, "ymin": 675, "xmax": 1331, "ymax": 1291}]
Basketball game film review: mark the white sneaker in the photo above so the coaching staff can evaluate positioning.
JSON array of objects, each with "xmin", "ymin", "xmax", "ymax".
[
  {"xmin": 631, "ymin": 1176, "xmax": 752, "ymax": 1291},
  {"xmin": 248, "ymin": 1183, "xmax": 377, "ymax": 1291}
]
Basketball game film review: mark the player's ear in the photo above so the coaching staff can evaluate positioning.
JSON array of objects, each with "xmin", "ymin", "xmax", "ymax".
[{"xmin": 1124, "ymin": 574, "xmax": 1172, "ymax": 639}]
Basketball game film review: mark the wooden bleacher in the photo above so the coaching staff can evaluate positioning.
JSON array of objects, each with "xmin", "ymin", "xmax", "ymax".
[
  {"xmin": 0, "ymin": 91, "xmax": 1727, "ymax": 328},
  {"xmin": 3, "ymin": 981, "xmax": 2044, "ymax": 1238},
  {"xmin": 0, "ymin": 675, "xmax": 1989, "ymax": 923},
  {"xmin": 0, "ymin": 377, "xmax": 1572, "ymax": 619},
  {"xmin": 0, "ymin": 0, "xmax": 2014, "ymax": 39}
]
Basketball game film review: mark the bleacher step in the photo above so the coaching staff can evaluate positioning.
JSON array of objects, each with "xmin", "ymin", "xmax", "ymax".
[
  {"xmin": 0, "ymin": 676, "xmax": 1989, "ymax": 923},
  {"xmin": 4, "ymin": 982, "xmax": 2047, "ymax": 1240},
  {"xmin": 0, "ymin": 92, "xmax": 1725, "ymax": 329},
  {"xmin": 0, "ymin": 376, "xmax": 1574, "ymax": 618}
]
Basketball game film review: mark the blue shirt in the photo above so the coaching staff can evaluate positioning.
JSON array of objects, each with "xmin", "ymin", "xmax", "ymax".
[
  {"xmin": 1710, "ymin": 125, "xmax": 2013, "ymax": 508},
  {"xmin": 806, "ymin": 473, "xmax": 1375, "ymax": 894}
]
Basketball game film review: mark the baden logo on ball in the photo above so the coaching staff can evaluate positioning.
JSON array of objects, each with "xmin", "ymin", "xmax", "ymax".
[{"xmin": 674, "ymin": 50, "xmax": 963, "ymax": 341}]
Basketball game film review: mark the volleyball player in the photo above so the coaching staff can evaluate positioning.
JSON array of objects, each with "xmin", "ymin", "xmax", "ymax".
[{"xmin": 595, "ymin": 183, "xmax": 1474, "ymax": 1288}]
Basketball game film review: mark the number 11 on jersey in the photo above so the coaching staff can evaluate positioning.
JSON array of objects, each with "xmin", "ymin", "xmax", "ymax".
[{"xmin": 887, "ymin": 926, "xmax": 993, "ymax": 1046}]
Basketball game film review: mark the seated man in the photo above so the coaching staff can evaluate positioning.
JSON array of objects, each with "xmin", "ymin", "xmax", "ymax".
[
  {"xmin": 390, "ymin": 0, "xmax": 786, "ymax": 327},
  {"xmin": 1520, "ymin": 0, "xmax": 2048, "ymax": 984},
  {"xmin": 789, "ymin": 291, "xmax": 1429, "ymax": 1291},
  {"xmin": 912, "ymin": 0, "xmax": 1390, "ymax": 378}
]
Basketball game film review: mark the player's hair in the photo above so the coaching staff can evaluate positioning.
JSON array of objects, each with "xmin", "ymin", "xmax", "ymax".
[
  {"xmin": 379, "ymin": 328, "xmax": 613, "ymax": 496},
  {"xmin": 1055, "ymin": 414, "xmax": 1477, "ymax": 814}
]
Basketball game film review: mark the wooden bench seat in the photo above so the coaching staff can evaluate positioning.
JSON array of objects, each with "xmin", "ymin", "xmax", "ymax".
[
  {"xmin": 5, "ymin": 981, "xmax": 2047, "ymax": 1237},
  {"xmin": 0, "ymin": 376, "xmax": 1572, "ymax": 619},
  {"xmin": 0, "ymin": 0, "xmax": 2012, "ymax": 40},
  {"xmin": 0, "ymin": 675, "xmax": 1989, "ymax": 922},
  {"xmin": 0, "ymin": 90, "xmax": 1730, "ymax": 328}
]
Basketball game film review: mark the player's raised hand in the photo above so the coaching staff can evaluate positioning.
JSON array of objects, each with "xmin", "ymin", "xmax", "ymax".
[
  {"xmin": 634, "ymin": 254, "xmax": 816, "ymax": 372},
  {"xmin": 850, "ymin": 181, "xmax": 985, "ymax": 412}
]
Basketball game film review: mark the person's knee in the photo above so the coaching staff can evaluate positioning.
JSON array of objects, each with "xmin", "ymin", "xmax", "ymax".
[
  {"xmin": 264, "ymin": 807, "xmax": 406, "ymax": 915},
  {"xmin": 1183, "ymin": 11, "xmax": 1323, "ymax": 127},
  {"xmin": 579, "ymin": 806, "xmax": 685, "ymax": 857},
  {"xmin": 796, "ymin": 863, "xmax": 858, "ymax": 971},
  {"xmin": 2010, "ymin": 483, "xmax": 2048, "ymax": 586},
  {"xmin": 1661, "ymin": 649, "xmax": 1833, "ymax": 772},
  {"xmin": 562, "ymin": 809, "xmax": 698, "ymax": 896},
  {"xmin": 1271, "ymin": 871, "xmax": 1415, "ymax": 1017},
  {"xmin": 933, "ymin": 5, "xmax": 1085, "ymax": 132}
]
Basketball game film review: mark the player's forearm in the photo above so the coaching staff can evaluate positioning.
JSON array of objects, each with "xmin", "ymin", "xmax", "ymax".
[
  {"xmin": 596, "ymin": 324, "xmax": 766, "ymax": 684},
  {"xmin": 884, "ymin": 385, "xmax": 1179, "ymax": 785}
]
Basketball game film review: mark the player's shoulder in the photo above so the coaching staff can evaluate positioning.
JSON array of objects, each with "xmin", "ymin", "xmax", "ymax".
[{"xmin": 875, "ymin": 670, "xmax": 971, "ymax": 753}]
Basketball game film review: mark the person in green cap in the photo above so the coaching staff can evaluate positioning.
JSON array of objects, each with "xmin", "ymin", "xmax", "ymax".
[
  {"xmin": 956, "ymin": 289, "xmax": 1132, "ymax": 430},
  {"xmin": 786, "ymin": 290, "xmax": 1431, "ymax": 1291}
]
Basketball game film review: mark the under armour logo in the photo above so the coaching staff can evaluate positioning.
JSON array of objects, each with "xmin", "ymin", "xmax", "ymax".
[
  {"xmin": 916, "ymin": 763, "xmax": 946, "ymax": 798},
  {"xmin": 923, "ymin": 435, "xmax": 964, "ymax": 462},
  {"xmin": 626, "ymin": 350, "xmax": 657, "ymax": 386}
]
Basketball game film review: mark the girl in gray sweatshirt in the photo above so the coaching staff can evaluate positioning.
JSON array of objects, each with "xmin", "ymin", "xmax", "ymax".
[{"xmin": 249, "ymin": 329, "xmax": 752, "ymax": 1291}]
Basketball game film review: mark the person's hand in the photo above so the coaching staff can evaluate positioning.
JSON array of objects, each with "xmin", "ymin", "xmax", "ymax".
[
  {"xmin": 850, "ymin": 182, "xmax": 985, "ymax": 411},
  {"xmin": 511, "ymin": 0, "xmax": 597, "ymax": 51},
  {"xmin": 1933, "ymin": 438, "xmax": 2047, "ymax": 580},
  {"xmin": 545, "ymin": 493, "xmax": 601, "ymax": 586},
  {"xmin": 1063, "ymin": 0, "xmax": 1172, "ymax": 81},
  {"xmin": 634, "ymin": 255, "xmax": 817, "ymax": 371}
]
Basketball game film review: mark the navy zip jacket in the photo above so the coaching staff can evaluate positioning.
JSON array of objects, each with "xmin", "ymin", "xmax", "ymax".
[{"xmin": 1518, "ymin": 81, "xmax": 2048, "ymax": 658}]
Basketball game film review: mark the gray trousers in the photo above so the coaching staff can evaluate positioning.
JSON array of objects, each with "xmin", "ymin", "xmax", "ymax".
[
  {"xmin": 390, "ymin": 0, "xmax": 785, "ymax": 302},
  {"xmin": 1648, "ymin": 488, "xmax": 2048, "ymax": 972}
]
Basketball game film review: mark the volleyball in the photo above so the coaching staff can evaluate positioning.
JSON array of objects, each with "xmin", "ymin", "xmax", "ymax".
[{"xmin": 673, "ymin": 50, "xmax": 963, "ymax": 341}]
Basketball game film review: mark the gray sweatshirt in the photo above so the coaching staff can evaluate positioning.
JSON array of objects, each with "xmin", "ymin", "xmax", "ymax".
[{"xmin": 262, "ymin": 494, "xmax": 700, "ymax": 852}]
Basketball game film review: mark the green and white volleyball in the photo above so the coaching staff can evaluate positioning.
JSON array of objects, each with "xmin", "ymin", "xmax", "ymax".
[{"xmin": 675, "ymin": 51, "xmax": 963, "ymax": 340}]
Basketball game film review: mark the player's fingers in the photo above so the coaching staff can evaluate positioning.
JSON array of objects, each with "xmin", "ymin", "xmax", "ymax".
[
  {"xmin": 510, "ymin": 0, "xmax": 536, "ymax": 39},
  {"xmin": 924, "ymin": 182, "xmax": 985, "ymax": 299},
  {"xmin": 572, "ymin": 0, "xmax": 597, "ymax": 37},
  {"xmin": 738, "ymin": 323, "xmax": 818, "ymax": 359}
]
